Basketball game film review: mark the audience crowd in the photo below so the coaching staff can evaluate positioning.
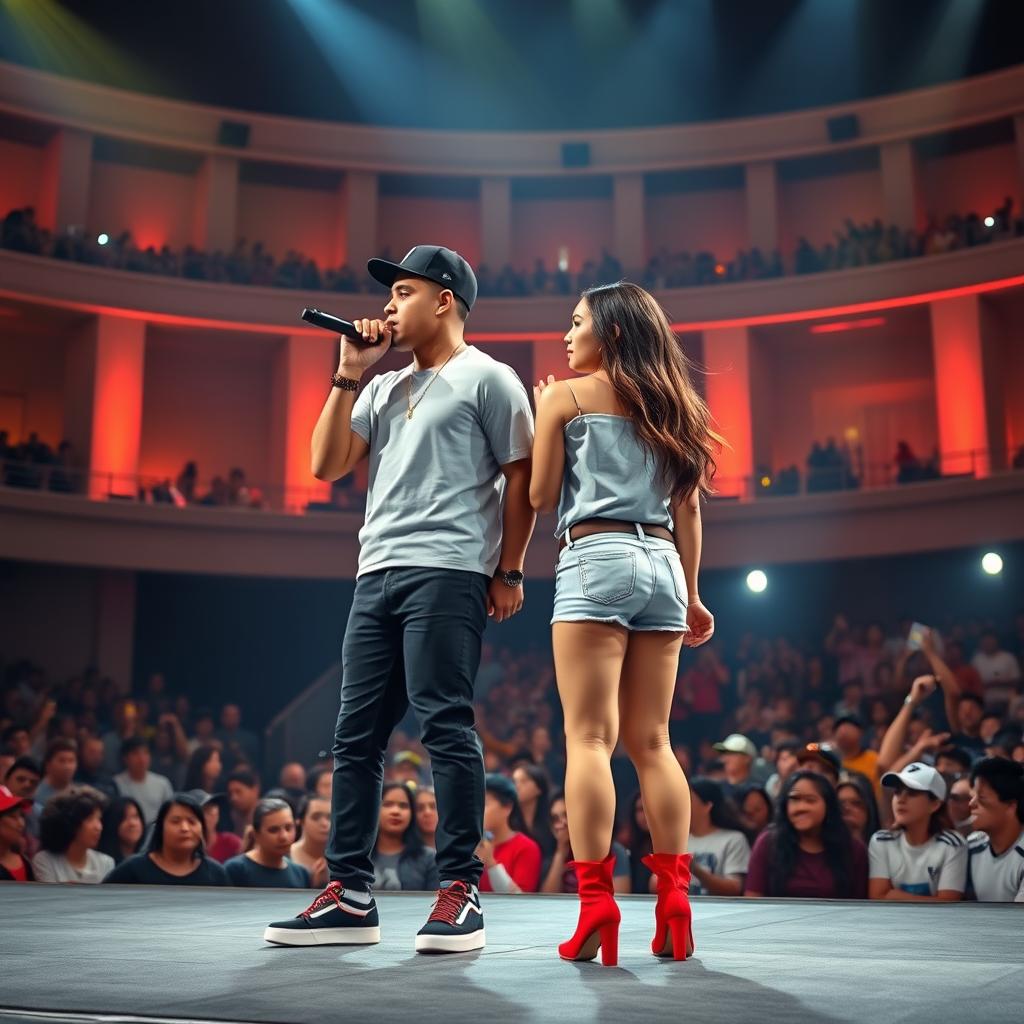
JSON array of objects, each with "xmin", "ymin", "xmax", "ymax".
[
  {"xmin": 741, "ymin": 436, "xmax": 1024, "ymax": 500},
  {"xmin": 6, "ymin": 428, "xmax": 1022, "ymax": 513},
  {"xmin": 4, "ymin": 190, "xmax": 1022, "ymax": 509},
  {"xmin": 0, "ymin": 435, "xmax": 271, "ymax": 509},
  {"xmin": 4, "ymin": 197, "xmax": 1021, "ymax": 300},
  {"xmin": 3, "ymin": 606, "xmax": 1023, "ymax": 900}
]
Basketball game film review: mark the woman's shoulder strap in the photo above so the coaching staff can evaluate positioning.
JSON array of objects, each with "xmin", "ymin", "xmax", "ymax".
[{"xmin": 563, "ymin": 379, "xmax": 583, "ymax": 417}]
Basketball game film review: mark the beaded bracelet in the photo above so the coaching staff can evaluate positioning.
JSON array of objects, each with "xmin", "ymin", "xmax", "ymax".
[{"xmin": 331, "ymin": 372, "xmax": 359, "ymax": 391}]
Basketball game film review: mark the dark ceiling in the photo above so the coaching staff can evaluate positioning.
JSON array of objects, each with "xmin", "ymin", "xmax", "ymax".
[{"xmin": 0, "ymin": 0, "xmax": 1021, "ymax": 132}]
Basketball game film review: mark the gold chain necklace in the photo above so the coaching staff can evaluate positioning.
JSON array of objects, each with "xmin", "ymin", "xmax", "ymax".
[{"xmin": 405, "ymin": 343, "xmax": 465, "ymax": 420}]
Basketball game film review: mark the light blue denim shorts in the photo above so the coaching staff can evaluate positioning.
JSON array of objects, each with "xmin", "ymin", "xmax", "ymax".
[{"xmin": 551, "ymin": 526, "xmax": 689, "ymax": 632}]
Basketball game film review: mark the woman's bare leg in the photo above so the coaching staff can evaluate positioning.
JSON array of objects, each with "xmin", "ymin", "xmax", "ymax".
[
  {"xmin": 618, "ymin": 631, "xmax": 691, "ymax": 853},
  {"xmin": 553, "ymin": 620, "xmax": 628, "ymax": 861}
]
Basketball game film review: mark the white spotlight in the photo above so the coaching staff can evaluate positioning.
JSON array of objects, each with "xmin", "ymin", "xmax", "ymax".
[
  {"xmin": 984, "ymin": 216, "xmax": 995, "ymax": 228},
  {"xmin": 981, "ymin": 552, "xmax": 1003, "ymax": 576},
  {"xmin": 97, "ymin": 233, "xmax": 109, "ymax": 245},
  {"xmin": 746, "ymin": 569, "xmax": 768, "ymax": 593}
]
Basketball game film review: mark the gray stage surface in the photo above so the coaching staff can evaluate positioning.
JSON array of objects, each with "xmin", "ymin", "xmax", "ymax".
[{"xmin": 0, "ymin": 884, "xmax": 1021, "ymax": 1024}]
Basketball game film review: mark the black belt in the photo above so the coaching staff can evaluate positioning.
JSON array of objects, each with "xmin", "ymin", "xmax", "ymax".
[{"xmin": 558, "ymin": 518, "xmax": 674, "ymax": 552}]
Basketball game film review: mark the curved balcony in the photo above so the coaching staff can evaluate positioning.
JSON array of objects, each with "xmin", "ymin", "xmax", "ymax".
[
  {"xmin": 1, "ymin": 60, "xmax": 1023, "ymax": 175},
  {"xmin": 2, "ymin": 239, "xmax": 1023, "ymax": 337},
  {"xmin": 3, "ymin": 468, "xmax": 1022, "ymax": 580}
]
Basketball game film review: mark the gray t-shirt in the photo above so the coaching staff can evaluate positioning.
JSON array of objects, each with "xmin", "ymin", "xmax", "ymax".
[
  {"xmin": 967, "ymin": 829, "xmax": 1024, "ymax": 903},
  {"xmin": 373, "ymin": 851, "xmax": 403, "ymax": 891},
  {"xmin": 352, "ymin": 345, "xmax": 534, "ymax": 578},
  {"xmin": 32, "ymin": 849, "xmax": 115, "ymax": 884},
  {"xmin": 371, "ymin": 847, "xmax": 439, "ymax": 891},
  {"xmin": 113, "ymin": 771, "xmax": 174, "ymax": 824},
  {"xmin": 687, "ymin": 828, "xmax": 751, "ymax": 896}
]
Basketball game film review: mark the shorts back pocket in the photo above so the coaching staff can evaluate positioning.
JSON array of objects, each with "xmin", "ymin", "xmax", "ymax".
[
  {"xmin": 578, "ymin": 551, "xmax": 637, "ymax": 605},
  {"xmin": 662, "ymin": 552, "xmax": 688, "ymax": 605}
]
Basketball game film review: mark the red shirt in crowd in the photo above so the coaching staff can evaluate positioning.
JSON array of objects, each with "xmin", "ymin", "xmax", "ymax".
[
  {"xmin": 1, "ymin": 855, "xmax": 31, "ymax": 881},
  {"xmin": 479, "ymin": 832, "xmax": 542, "ymax": 893},
  {"xmin": 745, "ymin": 830, "xmax": 868, "ymax": 899},
  {"xmin": 207, "ymin": 832, "xmax": 244, "ymax": 864},
  {"xmin": 952, "ymin": 663, "xmax": 984, "ymax": 698},
  {"xmin": 685, "ymin": 668, "xmax": 725, "ymax": 715}
]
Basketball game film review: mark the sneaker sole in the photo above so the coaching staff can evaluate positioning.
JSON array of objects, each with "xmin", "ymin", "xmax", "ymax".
[
  {"xmin": 415, "ymin": 929, "xmax": 486, "ymax": 954},
  {"xmin": 264, "ymin": 926, "xmax": 381, "ymax": 946}
]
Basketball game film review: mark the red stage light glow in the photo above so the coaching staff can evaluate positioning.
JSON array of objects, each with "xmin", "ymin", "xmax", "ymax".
[{"xmin": 809, "ymin": 317, "xmax": 887, "ymax": 334}]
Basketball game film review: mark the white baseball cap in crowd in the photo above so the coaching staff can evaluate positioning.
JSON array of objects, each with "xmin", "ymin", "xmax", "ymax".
[
  {"xmin": 880, "ymin": 762, "xmax": 947, "ymax": 800},
  {"xmin": 712, "ymin": 734, "xmax": 758, "ymax": 759}
]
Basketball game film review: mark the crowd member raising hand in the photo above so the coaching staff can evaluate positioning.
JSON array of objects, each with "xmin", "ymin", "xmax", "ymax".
[{"xmin": 878, "ymin": 674, "xmax": 953, "ymax": 776}]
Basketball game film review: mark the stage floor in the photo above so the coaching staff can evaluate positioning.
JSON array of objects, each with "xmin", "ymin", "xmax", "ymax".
[{"xmin": 0, "ymin": 884, "xmax": 1021, "ymax": 1024}]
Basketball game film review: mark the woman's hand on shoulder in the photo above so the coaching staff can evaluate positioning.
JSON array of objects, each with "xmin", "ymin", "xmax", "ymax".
[{"xmin": 533, "ymin": 374, "xmax": 557, "ymax": 406}]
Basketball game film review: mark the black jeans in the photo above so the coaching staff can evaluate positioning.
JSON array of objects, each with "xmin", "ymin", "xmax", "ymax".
[{"xmin": 326, "ymin": 567, "xmax": 489, "ymax": 891}]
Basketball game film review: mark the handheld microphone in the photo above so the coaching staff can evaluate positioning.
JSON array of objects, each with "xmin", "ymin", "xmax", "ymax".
[{"xmin": 300, "ymin": 307, "xmax": 386, "ymax": 345}]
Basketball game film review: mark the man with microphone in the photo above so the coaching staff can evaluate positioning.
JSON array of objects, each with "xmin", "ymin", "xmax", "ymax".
[{"xmin": 265, "ymin": 245, "xmax": 535, "ymax": 953}]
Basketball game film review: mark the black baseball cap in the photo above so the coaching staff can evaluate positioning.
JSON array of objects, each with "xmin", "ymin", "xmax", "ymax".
[
  {"xmin": 484, "ymin": 773, "xmax": 519, "ymax": 805},
  {"xmin": 833, "ymin": 715, "xmax": 865, "ymax": 732},
  {"xmin": 368, "ymin": 245, "xmax": 478, "ymax": 312},
  {"xmin": 796, "ymin": 742, "xmax": 843, "ymax": 777}
]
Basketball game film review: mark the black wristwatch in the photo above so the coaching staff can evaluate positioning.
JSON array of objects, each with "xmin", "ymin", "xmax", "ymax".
[{"xmin": 496, "ymin": 569, "xmax": 525, "ymax": 588}]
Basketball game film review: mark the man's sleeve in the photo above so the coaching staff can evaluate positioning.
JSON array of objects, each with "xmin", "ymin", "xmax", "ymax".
[
  {"xmin": 509, "ymin": 837, "xmax": 542, "ymax": 893},
  {"xmin": 351, "ymin": 377, "xmax": 375, "ymax": 443},
  {"xmin": 31, "ymin": 852, "xmax": 57, "ymax": 883},
  {"xmin": 939, "ymin": 840, "xmax": 968, "ymax": 893},
  {"xmin": 479, "ymin": 366, "xmax": 534, "ymax": 465},
  {"xmin": 868, "ymin": 834, "xmax": 890, "ymax": 879}
]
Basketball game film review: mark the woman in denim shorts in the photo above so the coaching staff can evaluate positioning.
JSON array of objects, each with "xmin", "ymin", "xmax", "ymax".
[{"xmin": 530, "ymin": 281, "xmax": 720, "ymax": 967}]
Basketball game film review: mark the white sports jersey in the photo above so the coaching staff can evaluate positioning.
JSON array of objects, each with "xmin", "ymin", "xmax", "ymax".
[
  {"xmin": 868, "ymin": 829, "xmax": 968, "ymax": 896},
  {"xmin": 967, "ymin": 829, "xmax": 1024, "ymax": 903}
]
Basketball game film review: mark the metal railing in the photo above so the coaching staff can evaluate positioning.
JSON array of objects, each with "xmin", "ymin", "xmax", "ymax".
[
  {"xmin": 708, "ymin": 448, "xmax": 1021, "ymax": 502},
  {"xmin": 262, "ymin": 661, "xmax": 341, "ymax": 780},
  {"xmin": 0, "ymin": 460, "xmax": 366, "ymax": 515},
  {"xmin": 2, "ymin": 447, "xmax": 1019, "ymax": 513}
]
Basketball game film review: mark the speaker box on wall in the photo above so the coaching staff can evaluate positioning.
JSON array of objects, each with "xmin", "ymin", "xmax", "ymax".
[
  {"xmin": 826, "ymin": 114, "xmax": 860, "ymax": 143},
  {"xmin": 561, "ymin": 142, "xmax": 591, "ymax": 168},
  {"xmin": 217, "ymin": 120, "xmax": 251, "ymax": 148}
]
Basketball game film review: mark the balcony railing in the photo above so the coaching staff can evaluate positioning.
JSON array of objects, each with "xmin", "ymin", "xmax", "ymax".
[
  {"xmin": 0, "ymin": 461, "xmax": 365, "ymax": 516},
  {"xmin": 3, "ymin": 448, "xmax": 1020, "ymax": 516},
  {"xmin": 712, "ymin": 448, "xmax": 1021, "ymax": 502}
]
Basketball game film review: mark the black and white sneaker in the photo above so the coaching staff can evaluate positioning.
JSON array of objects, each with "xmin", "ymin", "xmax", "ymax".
[
  {"xmin": 415, "ymin": 880, "xmax": 485, "ymax": 953},
  {"xmin": 264, "ymin": 881, "xmax": 381, "ymax": 946}
]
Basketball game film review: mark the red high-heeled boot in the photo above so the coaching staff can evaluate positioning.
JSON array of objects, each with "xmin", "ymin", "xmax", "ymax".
[
  {"xmin": 558, "ymin": 852, "xmax": 620, "ymax": 967},
  {"xmin": 642, "ymin": 852, "xmax": 695, "ymax": 961}
]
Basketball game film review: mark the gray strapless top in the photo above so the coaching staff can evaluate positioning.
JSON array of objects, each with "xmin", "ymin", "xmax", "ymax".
[{"xmin": 555, "ymin": 414, "xmax": 674, "ymax": 538}]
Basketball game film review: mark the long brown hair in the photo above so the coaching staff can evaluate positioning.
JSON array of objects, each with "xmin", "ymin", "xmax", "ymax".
[{"xmin": 582, "ymin": 281, "xmax": 722, "ymax": 502}]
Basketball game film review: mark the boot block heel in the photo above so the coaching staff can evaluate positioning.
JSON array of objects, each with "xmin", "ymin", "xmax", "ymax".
[{"xmin": 599, "ymin": 922, "xmax": 619, "ymax": 967}]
